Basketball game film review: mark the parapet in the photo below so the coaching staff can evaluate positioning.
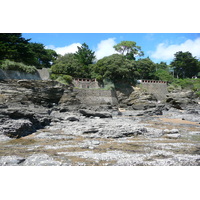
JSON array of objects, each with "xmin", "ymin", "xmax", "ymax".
[
  {"xmin": 72, "ymin": 78, "xmax": 100, "ymax": 89},
  {"xmin": 140, "ymin": 80, "xmax": 167, "ymax": 84}
]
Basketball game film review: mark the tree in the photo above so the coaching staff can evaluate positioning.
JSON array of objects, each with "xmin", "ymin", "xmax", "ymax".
[
  {"xmin": 50, "ymin": 53, "xmax": 80, "ymax": 77},
  {"xmin": 0, "ymin": 33, "xmax": 58, "ymax": 68},
  {"xmin": 154, "ymin": 69, "xmax": 174, "ymax": 82},
  {"xmin": 136, "ymin": 58, "xmax": 157, "ymax": 79},
  {"xmin": 74, "ymin": 43, "xmax": 95, "ymax": 66},
  {"xmin": 28, "ymin": 43, "xmax": 58, "ymax": 68},
  {"xmin": 0, "ymin": 33, "xmax": 31, "ymax": 62},
  {"xmin": 170, "ymin": 51, "xmax": 200, "ymax": 78},
  {"xmin": 113, "ymin": 41, "xmax": 144, "ymax": 60},
  {"xmin": 91, "ymin": 54, "xmax": 138, "ymax": 83}
]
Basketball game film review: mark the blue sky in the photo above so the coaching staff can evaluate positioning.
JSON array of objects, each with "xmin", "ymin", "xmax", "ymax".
[{"xmin": 22, "ymin": 33, "xmax": 200, "ymax": 64}]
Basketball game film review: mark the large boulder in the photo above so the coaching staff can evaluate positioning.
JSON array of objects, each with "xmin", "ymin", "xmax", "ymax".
[
  {"xmin": 166, "ymin": 91, "xmax": 198, "ymax": 109},
  {"xmin": 0, "ymin": 107, "xmax": 51, "ymax": 138}
]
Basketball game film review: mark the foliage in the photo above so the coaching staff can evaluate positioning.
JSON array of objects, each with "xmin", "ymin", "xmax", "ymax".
[
  {"xmin": 168, "ymin": 78, "xmax": 200, "ymax": 96},
  {"xmin": 0, "ymin": 59, "xmax": 37, "ymax": 73},
  {"xmin": 50, "ymin": 53, "xmax": 80, "ymax": 77},
  {"xmin": 74, "ymin": 43, "xmax": 95, "ymax": 66},
  {"xmin": 170, "ymin": 51, "xmax": 200, "ymax": 78},
  {"xmin": 135, "ymin": 57, "xmax": 156, "ymax": 79},
  {"xmin": 113, "ymin": 41, "xmax": 144, "ymax": 60},
  {"xmin": 154, "ymin": 69, "xmax": 174, "ymax": 82},
  {"xmin": 91, "ymin": 54, "xmax": 138, "ymax": 83},
  {"xmin": 28, "ymin": 43, "xmax": 58, "ymax": 68},
  {"xmin": 0, "ymin": 33, "xmax": 58, "ymax": 68},
  {"xmin": 55, "ymin": 75, "xmax": 73, "ymax": 85}
]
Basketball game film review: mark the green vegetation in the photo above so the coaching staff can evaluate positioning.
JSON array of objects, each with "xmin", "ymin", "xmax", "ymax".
[
  {"xmin": 0, "ymin": 33, "xmax": 58, "ymax": 69},
  {"xmin": 1, "ymin": 34, "xmax": 200, "ymax": 94},
  {"xmin": 171, "ymin": 51, "xmax": 200, "ymax": 78},
  {"xmin": 0, "ymin": 59, "xmax": 37, "ymax": 73},
  {"xmin": 113, "ymin": 41, "xmax": 144, "ymax": 60}
]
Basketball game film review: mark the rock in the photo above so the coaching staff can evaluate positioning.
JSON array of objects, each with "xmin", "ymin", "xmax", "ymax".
[
  {"xmin": 92, "ymin": 140, "xmax": 100, "ymax": 145},
  {"xmin": 0, "ymin": 107, "xmax": 51, "ymax": 138},
  {"xmin": 83, "ymin": 128, "xmax": 99, "ymax": 134},
  {"xmin": 0, "ymin": 119, "xmax": 35, "ymax": 138},
  {"xmin": 0, "ymin": 156, "xmax": 25, "ymax": 166},
  {"xmin": 163, "ymin": 129, "xmax": 179, "ymax": 135},
  {"xmin": 66, "ymin": 116, "xmax": 79, "ymax": 122},
  {"xmin": 23, "ymin": 154, "xmax": 61, "ymax": 166},
  {"xmin": 166, "ymin": 91, "xmax": 198, "ymax": 109},
  {"xmin": 79, "ymin": 109, "xmax": 112, "ymax": 118},
  {"xmin": 165, "ymin": 134, "xmax": 181, "ymax": 139}
]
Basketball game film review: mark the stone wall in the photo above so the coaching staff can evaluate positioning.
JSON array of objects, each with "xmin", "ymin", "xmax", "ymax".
[
  {"xmin": 0, "ymin": 68, "xmax": 50, "ymax": 80},
  {"xmin": 74, "ymin": 88, "xmax": 118, "ymax": 105},
  {"xmin": 72, "ymin": 78, "xmax": 100, "ymax": 89},
  {"xmin": 139, "ymin": 80, "xmax": 168, "ymax": 100}
]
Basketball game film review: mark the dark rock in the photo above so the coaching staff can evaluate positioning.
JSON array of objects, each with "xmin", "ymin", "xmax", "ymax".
[
  {"xmin": 83, "ymin": 128, "xmax": 99, "ymax": 134},
  {"xmin": 0, "ymin": 119, "xmax": 34, "ymax": 138},
  {"xmin": 66, "ymin": 117, "xmax": 79, "ymax": 122},
  {"xmin": 79, "ymin": 109, "xmax": 112, "ymax": 118},
  {"xmin": 0, "ymin": 107, "xmax": 51, "ymax": 138}
]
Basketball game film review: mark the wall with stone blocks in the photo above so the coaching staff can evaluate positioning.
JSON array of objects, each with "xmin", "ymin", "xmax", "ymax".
[
  {"xmin": 0, "ymin": 68, "xmax": 50, "ymax": 80},
  {"xmin": 74, "ymin": 88, "xmax": 118, "ymax": 105},
  {"xmin": 139, "ymin": 81, "xmax": 168, "ymax": 100}
]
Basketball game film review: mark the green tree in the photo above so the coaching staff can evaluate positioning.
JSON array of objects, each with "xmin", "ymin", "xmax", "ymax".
[
  {"xmin": 154, "ymin": 69, "xmax": 174, "ymax": 82},
  {"xmin": 74, "ymin": 43, "xmax": 95, "ymax": 66},
  {"xmin": 28, "ymin": 43, "xmax": 58, "ymax": 68},
  {"xmin": 91, "ymin": 54, "xmax": 138, "ymax": 83},
  {"xmin": 113, "ymin": 41, "xmax": 144, "ymax": 60},
  {"xmin": 170, "ymin": 51, "xmax": 200, "ymax": 78},
  {"xmin": 0, "ymin": 33, "xmax": 58, "ymax": 68},
  {"xmin": 136, "ymin": 58, "xmax": 156, "ymax": 79},
  {"xmin": 0, "ymin": 33, "xmax": 32, "ymax": 63},
  {"xmin": 50, "ymin": 53, "xmax": 80, "ymax": 77}
]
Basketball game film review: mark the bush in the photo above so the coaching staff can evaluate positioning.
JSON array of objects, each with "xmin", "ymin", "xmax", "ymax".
[
  {"xmin": 0, "ymin": 59, "xmax": 37, "ymax": 73},
  {"xmin": 62, "ymin": 75, "xmax": 72, "ymax": 83},
  {"xmin": 50, "ymin": 74, "xmax": 73, "ymax": 85}
]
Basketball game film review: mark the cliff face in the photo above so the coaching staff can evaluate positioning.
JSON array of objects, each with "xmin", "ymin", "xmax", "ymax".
[
  {"xmin": 0, "ymin": 80, "xmax": 66, "ymax": 107},
  {"xmin": 0, "ymin": 80, "xmax": 69, "ymax": 138}
]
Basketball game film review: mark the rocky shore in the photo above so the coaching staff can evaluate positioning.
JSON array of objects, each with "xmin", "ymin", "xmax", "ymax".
[{"xmin": 0, "ymin": 80, "xmax": 200, "ymax": 166}]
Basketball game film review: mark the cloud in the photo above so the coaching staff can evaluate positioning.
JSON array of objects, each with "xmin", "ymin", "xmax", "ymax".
[
  {"xmin": 46, "ymin": 38, "xmax": 118, "ymax": 60},
  {"xmin": 95, "ymin": 38, "xmax": 118, "ymax": 60},
  {"xmin": 151, "ymin": 37, "xmax": 200, "ymax": 61},
  {"xmin": 46, "ymin": 43, "xmax": 82, "ymax": 55}
]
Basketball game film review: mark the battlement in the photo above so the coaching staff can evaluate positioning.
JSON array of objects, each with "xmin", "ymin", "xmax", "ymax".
[
  {"xmin": 137, "ymin": 80, "xmax": 168, "ymax": 100},
  {"xmin": 138, "ymin": 80, "xmax": 167, "ymax": 84}
]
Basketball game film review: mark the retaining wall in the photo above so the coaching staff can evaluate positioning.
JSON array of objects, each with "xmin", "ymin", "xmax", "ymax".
[
  {"xmin": 0, "ymin": 68, "xmax": 50, "ymax": 80},
  {"xmin": 74, "ymin": 88, "xmax": 118, "ymax": 105},
  {"xmin": 139, "ymin": 80, "xmax": 168, "ymax": 100}
]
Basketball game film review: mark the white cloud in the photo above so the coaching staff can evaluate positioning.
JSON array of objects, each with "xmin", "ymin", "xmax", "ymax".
[
  {"xmin": 151, "ymin": 37, "xmax": 200, "ymax": 61},
  {"xmin": 95, "ymin": 38, "xmax": 118, "ymax": 60},
  {"xmin": 46, "ymin": 43, "xmax": 82, "ymax": 55}
]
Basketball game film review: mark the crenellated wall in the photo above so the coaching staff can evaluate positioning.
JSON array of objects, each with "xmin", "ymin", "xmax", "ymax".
[
  {"xmin": 138, "ymin": 80, "xmax": 168, "ymax": 100},
  {"xmin": 72, "ymin": 78, "xmax": 100, "ymax": 89}
]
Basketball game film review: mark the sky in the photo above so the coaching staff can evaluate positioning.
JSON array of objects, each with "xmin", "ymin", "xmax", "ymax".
[{"xmin": 22, "ymin": 33, "xmax": 200, "ymax": 64}]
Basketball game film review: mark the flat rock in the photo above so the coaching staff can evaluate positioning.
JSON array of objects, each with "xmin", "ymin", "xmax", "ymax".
[
  {"xmin": 79, "ymin": 109, "xmax": 112, "ymax": 118},
  {"xmin": 165, "ymin": 134, "xmax": 181, "ymax": 139},
  {"xmin": 0, "ymin": 156, "xmax": 25, "ymax": 166}
]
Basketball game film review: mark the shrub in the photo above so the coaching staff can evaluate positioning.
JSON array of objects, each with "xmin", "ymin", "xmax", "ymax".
[
  {"xmin": 0, "ymin": 59, "xmax": 37, "ymax": 73},
  {"xmin": 50, "ymin": 74, "xmax": 73, "ymax": 85},
  {"xmin": 62, "ymin": 75, "xmax": 72, "ymax": 84}
]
